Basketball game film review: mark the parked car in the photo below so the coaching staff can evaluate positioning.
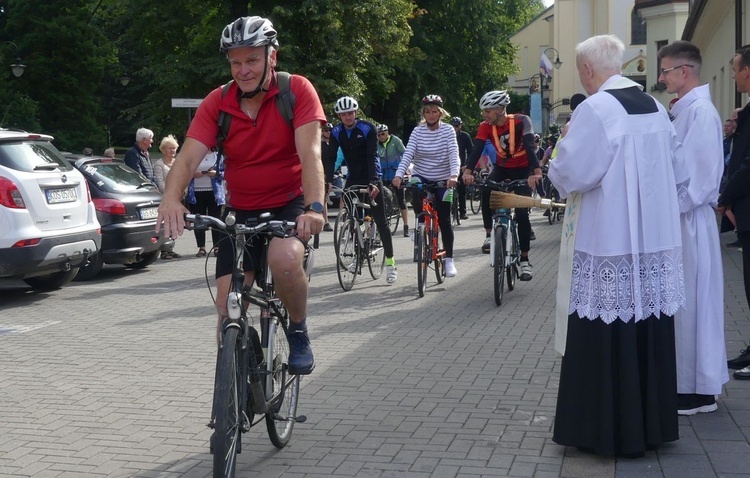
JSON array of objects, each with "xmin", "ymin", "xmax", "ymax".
[
  {"xmin": 67, "ymin": 154, "xmax": 173, "ymax": 280},
  {"xmin": 0, "ymin": 129, "xmax": 101, "ymax": 290}
]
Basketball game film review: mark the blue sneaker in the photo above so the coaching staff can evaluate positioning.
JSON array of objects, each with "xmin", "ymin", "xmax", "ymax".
[{"xmin": 287, "ymin": 330, "xmax": 315, "ymax": 375}]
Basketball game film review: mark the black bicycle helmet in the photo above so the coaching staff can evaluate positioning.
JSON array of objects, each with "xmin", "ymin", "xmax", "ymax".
[
  {"xmin": 220, "ymin": 16, "xmax": 278, "ymax": 53},
  {"xmin": 449, "ymin": 117, "xmax": 463, "ymax": 126},
  {"xmin": 421, "ymin": 94, "xmax": 443, "ymax": 107},
  {"xmin": 323, "ymin": 122, "xmax": 333, "ymax": 131}
]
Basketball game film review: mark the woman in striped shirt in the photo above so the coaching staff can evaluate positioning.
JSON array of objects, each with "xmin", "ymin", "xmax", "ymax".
[{"xmin": 392, "ymin": 95, "xmax": 461, "ymax": 277}]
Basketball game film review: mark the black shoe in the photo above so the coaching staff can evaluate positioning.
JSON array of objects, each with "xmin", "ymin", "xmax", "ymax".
[
  {"xmin": 677, "ymin": 393, "xmax": 717, "ymax": 415},
  {"xmin": 460, "ymin": 214, "xmax": 469, "ymax": 220},
  {"xmin": 726, "ymin": 239, "xmax": 741, "ymax": 247},
  {"xmin": 734, "ymin": 366, "xmax": 750, "ymax": 380},
  {"xmin": 323, "ymin": 222, "xmax": 333, "ymax": 232},
  {"xmin": 542, "ymin": 210, "xmax": 550, "ymax": 217},
  {"xmin": 403, "ymin": 225, "xmax": 409, "ymax": 238},
  {"xmin": 530, "ymin": 230, "xmax": 536, "ymax": 241},
  {"xmin": 727, "ymin": 346, "xmax": 750, "ymax": 369}
]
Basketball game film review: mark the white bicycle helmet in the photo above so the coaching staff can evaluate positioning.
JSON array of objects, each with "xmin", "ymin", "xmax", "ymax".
[
  {"xmin": 334, "ymin": 96, "xmax": 359, "ymax": 114},
  {"xmin": 376, "ymin": 124, "xmax": 388, "ymax": 133},
  {"xmin": 479, "ymin": 90, "xmax": 511, "ymax": 109},
  {"xmin": 220, "ymin": 16, "xmax": 279, "ymax": 52},
  {"xmin": 421, "ymin": 94, "xmax": 443, "ymax": 107}
]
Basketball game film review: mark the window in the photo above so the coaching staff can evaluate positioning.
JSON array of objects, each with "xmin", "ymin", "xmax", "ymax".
[{"xmin": 631, "ymin": 9, "xmax": 647, "ymax": 45}]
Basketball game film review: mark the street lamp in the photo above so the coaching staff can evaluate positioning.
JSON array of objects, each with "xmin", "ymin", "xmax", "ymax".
[
  {"xmin": 2, "ymin": 41, "xmax": 26, "ymax": 77},
  {"xmin": 543, "ymin": 47, "xmax": 562, "ymax": 70}
]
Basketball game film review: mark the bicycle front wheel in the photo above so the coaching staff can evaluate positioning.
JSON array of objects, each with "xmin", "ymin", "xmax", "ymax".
[
  {"xmin": 493, "ymin": 227, "xmax": 506, "ymax": 306},
  {"xmin": 367, "ymin": 227, "xmax": 385, "ymax": 279},
  {"xmin": 434, "ymin": 228, "xmax": 445, "ymax": 285},
  {"xmin": 212, "ymin": 326, "xmax": 241, "ymax": 477},
  {"xmin": 451, "ymin": 196, "xmax": 461, "ymax": 226},
  {"xmin": 507, "ymin": 226, "xmax": 519, "ymax": 291},
  {"xmin": 416, "ymin": 225, "xmax": 429, "ymax": 297},
  {"xmin": 264, "ymin": 313, "xmax": 300, "ymax": 448},
  {"xmin": 333, "ymin": 208, "xmax": 349, "ymax": 262},
  {"xmin": 336, "ymin": 218, "xmax": 358, "ymax": 291},
  {"xmin": 470, "ymin": 187, "xmax": 480, "ymax": 214}
]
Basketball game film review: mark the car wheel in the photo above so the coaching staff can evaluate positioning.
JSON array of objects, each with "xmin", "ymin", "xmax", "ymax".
[
  {"xmin": 23, "ymin": 268, "xmax": 80, "ymax": 291},
  {"xmin": 73, "ymin": 251, "xmax": 104, "ymax": 281},
  {"xmin": 126, "ymin": 250, "xmax": 159, "ymax": 269}
]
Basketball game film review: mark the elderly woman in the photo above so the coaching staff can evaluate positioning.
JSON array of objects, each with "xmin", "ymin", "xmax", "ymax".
[
  {"xmin": 186, "ymin": 149, "xmax": 226, "ymax": 257},
  {"xmin": 392, "ymin": 95, "xmax": 460, "ymax": 277},
  {"xmin": 153, "ymin": 135, "xmax": 179, "ymax": 194}
]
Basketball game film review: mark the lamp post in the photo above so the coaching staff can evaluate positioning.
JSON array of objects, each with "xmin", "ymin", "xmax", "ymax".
[
  {"xmin": 543, "ymin": 47, "xmax": 562, "ymax": 70},
  {"xmin": 2, "ymin": 41, "xmax": 26, "ymax": 78}
]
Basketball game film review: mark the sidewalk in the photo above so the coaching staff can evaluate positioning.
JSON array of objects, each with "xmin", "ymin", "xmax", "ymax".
[{"xmin": 0, "ymin": 210, "xmax": 748, "ymax": 477}]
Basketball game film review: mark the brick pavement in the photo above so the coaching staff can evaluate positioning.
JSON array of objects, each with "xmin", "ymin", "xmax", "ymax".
[{"xmin": 0, "ymin": 209, "xmax": 748, "ymax": 477}]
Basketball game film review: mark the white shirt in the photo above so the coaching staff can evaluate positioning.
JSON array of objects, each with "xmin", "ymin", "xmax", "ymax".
[
  {"xmin": 395, "ymin": 122, "xmax": 460, "ymax": 181},
  {"xmin": 549, "ymin": 75, "xmax": 686, "ymax": 325}
]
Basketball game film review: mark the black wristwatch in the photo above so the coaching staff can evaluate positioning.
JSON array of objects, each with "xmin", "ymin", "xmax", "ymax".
[{"xmin": 304, "ymin": 201, "xmax": 324, "ymax": 215}]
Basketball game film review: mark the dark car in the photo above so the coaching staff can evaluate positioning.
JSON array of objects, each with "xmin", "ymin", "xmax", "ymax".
[{"xmin": 67, "ymin": 154, "xmax": 173, "ymax": 280}]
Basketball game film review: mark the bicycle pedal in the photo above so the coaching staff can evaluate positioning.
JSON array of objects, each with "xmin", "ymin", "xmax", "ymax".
[
  {"xmin": 294, "ymin": 415, "xmax": 307, "ymax": 423},
  {"xmin": 206, "ymin": 420, "xmax": 215, "ymax": 429}
]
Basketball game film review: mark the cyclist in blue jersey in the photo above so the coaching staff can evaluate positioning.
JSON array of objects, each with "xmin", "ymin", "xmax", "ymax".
[{"xmin": 325, "ymin": 97, "xmax": 398, "ymax": 284}]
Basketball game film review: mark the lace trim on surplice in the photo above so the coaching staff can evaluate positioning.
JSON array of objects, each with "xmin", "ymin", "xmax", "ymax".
[{"xmin": 569, "ymin": 248, "xmax": 685, "ymax": 324}]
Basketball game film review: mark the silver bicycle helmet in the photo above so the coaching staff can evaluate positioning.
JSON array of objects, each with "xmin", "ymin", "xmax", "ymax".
[
  {"xmin": 376, "ymin": 124, "xmax": 388, "ymax": 133},
  {"xmin": 449, "ymin": 116, "xmax": 463, "ymax": 126},
  {"xmin": 479, "ymin": 90, "xmax": 511, "ymax": 109},
  {"xmin": 334, "ymin": 96, "xmax": 359, "ymax": 114},
  {"xmin": 220, "ymin": 16, "xmax": 279, "ymax": 53}
]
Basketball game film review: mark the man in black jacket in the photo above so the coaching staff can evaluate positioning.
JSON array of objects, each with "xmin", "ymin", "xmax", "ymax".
[
  {"xmin": 719, "ymin": 45, "xmax": 750, "ymax": 379},
  {"xmin": 450, "ymin": 117, "xmax": 473, "ymax": 220}
]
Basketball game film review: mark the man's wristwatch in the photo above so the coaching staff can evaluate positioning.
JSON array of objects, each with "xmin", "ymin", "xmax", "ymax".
[{"xmin": 304, "ymin": 201, "xmax": 324, "ymax": 215}]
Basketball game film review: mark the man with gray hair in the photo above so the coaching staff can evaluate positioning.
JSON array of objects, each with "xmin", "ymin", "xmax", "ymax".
[
  {"xmin": 549, "ymin": 34, "xmax": 685, "ymax": 456},
  {"xmin": 657, "ymin": 41, "xmax": 727, "ymax": 415},
  {"xmin": 124, "ymin": 127, "xmax": 155, "ymax": 184}
]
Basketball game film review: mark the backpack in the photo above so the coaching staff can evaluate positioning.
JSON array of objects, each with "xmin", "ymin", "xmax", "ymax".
[{"xmin": 214, "ymin": 71, "xmax": 296, "ymax": 165}]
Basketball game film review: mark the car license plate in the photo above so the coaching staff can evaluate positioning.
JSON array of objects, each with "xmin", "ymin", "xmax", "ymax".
[
  {"xmin": 45, "ymin": 187, "xmax": 77, "ymax": 204},
  {"xmin": 139, "ymin": 207, "xmax": 159, "ymax": 220}
]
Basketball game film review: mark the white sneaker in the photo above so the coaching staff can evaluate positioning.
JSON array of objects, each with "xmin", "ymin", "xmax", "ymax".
[
  {"xmin": 445, "ymin": 258, "xmax": 457, "ymax": 278},
  {"xmin": 520, "ymin": 261, "xmax": 533, "ymax": 281},
  {"xmin": 386, "ymin": 265, "xmax": 398, "ymax": 284}
]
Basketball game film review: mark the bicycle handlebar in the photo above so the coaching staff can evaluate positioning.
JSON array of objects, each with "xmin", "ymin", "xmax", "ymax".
[
  {"xmin": 474, "ymin": 178, "xmax": 529, "ymax": 192},
  {"xmin": 184, "ymin": 213, "xmax": 297, "ymax": 239},
  {"xmin": 401, "ymin": 180, "xmax": 448, "ymax": 190}
]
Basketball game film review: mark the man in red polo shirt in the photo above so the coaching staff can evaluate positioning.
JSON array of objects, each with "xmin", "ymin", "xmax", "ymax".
[{"xmin": 157, "ymin": 16, "xmax": 326, "ymax": 375}]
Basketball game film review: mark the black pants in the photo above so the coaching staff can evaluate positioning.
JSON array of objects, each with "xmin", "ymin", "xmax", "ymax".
[
  {"xmin": 457, "ymin": 176, "xmax": 467, "ymax": 215},
  {"xmin": 481, "ymin": 167, "xmax": 531, "ymax": 253},
  {"xmin": 351, "ymin": 183, "xmax": 394, "ymax": 258},
  {"xmin": 739, "ymin": 231, "xmax": 750, "ymax": 312},
  {"xmin": 410, "ymin": 186, "xmax": 454, "ymax": 258},
  {"xmin": 189, "ymin": 190, "xmax": 223, "ymax": 249}
]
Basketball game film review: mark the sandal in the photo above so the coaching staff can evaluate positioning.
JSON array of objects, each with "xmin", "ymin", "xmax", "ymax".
[{"xmin": 196, "ymin": 248, "xmax": 207, "ymax": 257}]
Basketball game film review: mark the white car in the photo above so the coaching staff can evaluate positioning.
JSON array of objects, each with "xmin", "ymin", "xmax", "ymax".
[{"xmin": 0, "ymin": 129, "xmax": 101, "ymax": 290}]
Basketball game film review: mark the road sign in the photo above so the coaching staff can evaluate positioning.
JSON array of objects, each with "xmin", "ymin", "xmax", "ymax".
[{"xmin": 171, "ymin": 98, "xmax": 203, "ymax": 108}]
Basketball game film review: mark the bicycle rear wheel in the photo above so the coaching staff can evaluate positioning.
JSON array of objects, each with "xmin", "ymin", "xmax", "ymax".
[
  {"xmin": 451, "ymin": 196, "xmax": 461, "ymax": 226},
  {"xmin": 384, "ymin": 187, "xmax": 401, "ymax": 236},
  {"xmin": 416, "ymin": 225, "xmax": 429, "ymax": 297},
  {"xmin": 494, "ymin": 226, "xmax": 506, "ymax": 306},
  {"xmin": 367, "ymin": 227, "xmax": 385, "ymax": 279},
  {"xmin": 434, "ymin": 228, "xmax": 445, "ymax": 284},
  {"xmin": 264, "ymin": 313, "xmax": 300, "ymax": 449},
  {"xmin": 336, "ymin": 218, "xmax": 358, "ymax": 291},
  {"xmin": 212, "ymin": 326, "xmax": 241, "ymax": 477}
]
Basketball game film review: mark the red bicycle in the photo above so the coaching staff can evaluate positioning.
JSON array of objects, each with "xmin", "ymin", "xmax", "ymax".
[{"xmin": 404, "ymin": 180, "xmax": 447, "ymax": 297}]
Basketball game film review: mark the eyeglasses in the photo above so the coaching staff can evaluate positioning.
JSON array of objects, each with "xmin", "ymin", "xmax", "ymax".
[{"xmin": 659, "ymin": 64, "xmax": 694, "ymax": 75}]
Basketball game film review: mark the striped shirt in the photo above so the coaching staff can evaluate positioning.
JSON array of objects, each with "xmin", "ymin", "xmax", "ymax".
[{"xmin": 395, "ymin": 122, "xmax": 460, "ymax": 181}]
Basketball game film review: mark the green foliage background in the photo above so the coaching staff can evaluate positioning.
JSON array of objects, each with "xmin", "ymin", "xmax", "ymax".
[{"xmin": 0, "ymin": 0, "xmax": 544, "ymax": 152}]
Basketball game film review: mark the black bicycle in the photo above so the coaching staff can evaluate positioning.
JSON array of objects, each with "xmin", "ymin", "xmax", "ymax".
[
  {"xmin": 382, "ymin": 184, "xmax": 402, "ymax": 235},
  {"xmin": 186, "ymin": 212, "xmax": 309, "ymax": 477}
]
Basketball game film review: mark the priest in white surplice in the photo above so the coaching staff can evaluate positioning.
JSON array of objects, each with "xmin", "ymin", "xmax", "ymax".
[
  {"xmin": 548, "ymin": 34, "xmax": 686, "ymax": 457},
  {"xmin": 657, "ymin": 41, "xmax": 728, "ymax": 416}
]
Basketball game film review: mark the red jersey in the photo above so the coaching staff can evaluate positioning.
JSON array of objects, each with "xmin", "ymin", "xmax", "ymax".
[
  {"xmin": 187, "ymin": 71, "xmax": 326, "ymax": 209},
  {"xmin": 475, "ymin": 114, "xmax": 533, "ymax": 169}
]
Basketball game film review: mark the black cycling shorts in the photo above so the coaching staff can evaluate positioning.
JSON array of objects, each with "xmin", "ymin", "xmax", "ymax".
[{"xmin": 214, "ymin": 196, "xmax": 304, "ymax": 279}]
